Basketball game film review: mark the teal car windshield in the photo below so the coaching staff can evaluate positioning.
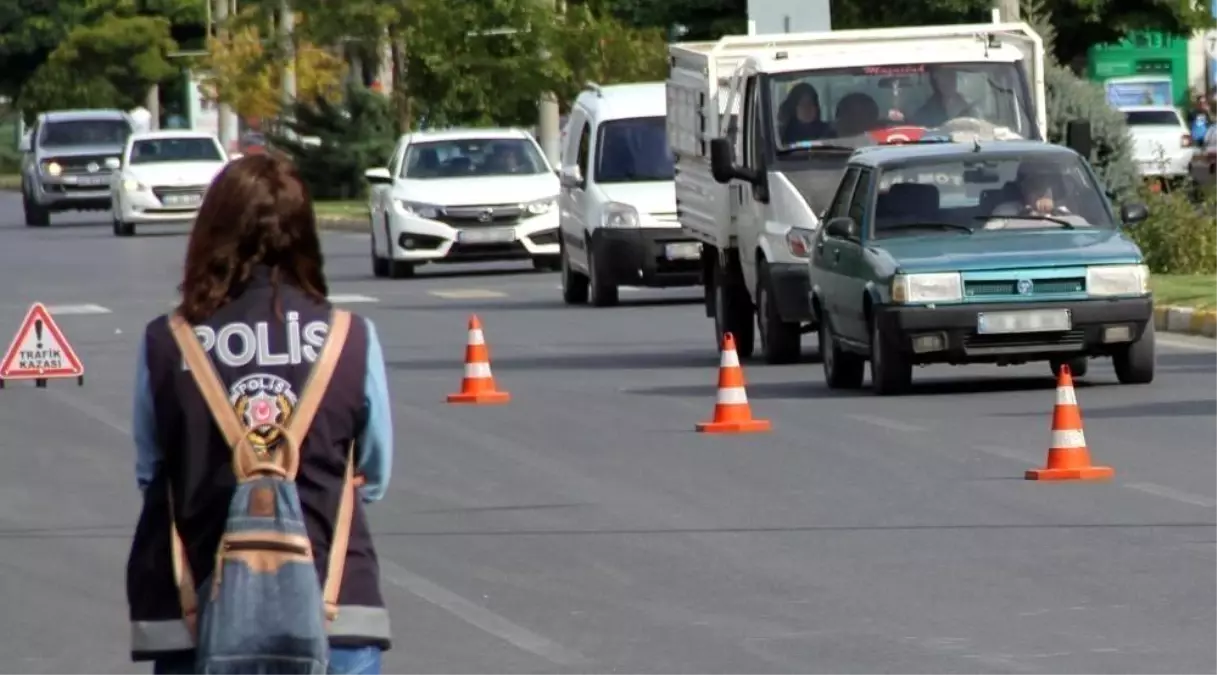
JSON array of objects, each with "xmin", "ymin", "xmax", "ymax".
[{"xmin": 872, "ymin": 153, "xmax": 1116, "ymax": 239}]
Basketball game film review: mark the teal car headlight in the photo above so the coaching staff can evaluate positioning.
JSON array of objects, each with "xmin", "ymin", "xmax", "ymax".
[
  {"xmin": 891, "ymin": 272, "xmax": 962, "ymax": 304},
  {"xmin": 1086, "ymin": 264, "xmax": 1149, "ymax": 297}
]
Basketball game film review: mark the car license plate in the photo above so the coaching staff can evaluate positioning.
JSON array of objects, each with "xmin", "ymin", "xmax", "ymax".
[
  {"xmin": 457, "ymin": 228, "xmax": 515, "ymax": 244},
  {"xmin": 664, "ymin": 242, "xmax": 701, "ymax": 260},
  {"xmin": 163, "ymin": 193, "xmax": 202, "ymax": 207},
  {"xmin": 69, "ymin": 176, "xmax": 107, "ymax": 186},
  {"xmin": 976, "ymin": 309, "xmax": 1072, "ymax": 334}
]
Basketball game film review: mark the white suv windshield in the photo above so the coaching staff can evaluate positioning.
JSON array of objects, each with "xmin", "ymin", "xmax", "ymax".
[
  {"xmin": 130, "ymin": 138, "xmax": 223, "ymax": 164},
  {"xmin": 403, "ymin": 138, "xmax": 548, "ymax": 179},
  {"xmin": 771, "ymin": 62, "xmax": 1035, "ymax": 148}
]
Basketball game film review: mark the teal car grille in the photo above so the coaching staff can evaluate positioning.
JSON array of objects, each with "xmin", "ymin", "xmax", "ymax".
[{"xmin": 964, "ymin": 278, "xmax": 1085, "ymax": 298}]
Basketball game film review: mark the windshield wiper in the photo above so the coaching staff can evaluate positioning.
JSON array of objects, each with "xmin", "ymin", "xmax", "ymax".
[
  {"xmin": 879, "ymin": 222, "xmax": 974, "ymax": 235},
  {"xmin": 776, "ymin": 143, "xmax": 857, "ymax": 156},
  {"xmin": 974, "ymin": 214, "xmax": 1076, "ymax": 229}
]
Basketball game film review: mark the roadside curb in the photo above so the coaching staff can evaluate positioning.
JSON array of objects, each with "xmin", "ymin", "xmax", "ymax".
[{"xmin": 1154, "ymin": 305, "xmax": 1217, "ymax": 338}]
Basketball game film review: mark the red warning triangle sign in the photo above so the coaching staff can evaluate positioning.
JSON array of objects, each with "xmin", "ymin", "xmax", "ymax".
[{"xmin": 0, "ymin": 303, "xmax": 85, "ymax": 380}]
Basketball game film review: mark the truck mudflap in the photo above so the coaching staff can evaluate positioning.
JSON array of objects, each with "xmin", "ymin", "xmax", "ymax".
[{"xmin": 766, "ymin": 262, "xmax": 814, "ymax": 323}]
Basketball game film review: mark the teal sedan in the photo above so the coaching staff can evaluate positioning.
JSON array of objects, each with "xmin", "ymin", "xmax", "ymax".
[{"xmin": 807, "ymin": 141, "xmax": 1155, "ymax": 395}]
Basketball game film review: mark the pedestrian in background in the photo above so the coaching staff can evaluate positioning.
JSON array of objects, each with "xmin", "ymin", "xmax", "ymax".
[{"xmin": 125, "ymin": 154, "xmax": 394, "ymax": 674}]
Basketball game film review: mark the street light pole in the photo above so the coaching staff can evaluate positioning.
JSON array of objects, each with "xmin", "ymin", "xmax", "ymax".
[{"xmin": 536, "ymin": 0, "xmax": 563, "ymax": 166}]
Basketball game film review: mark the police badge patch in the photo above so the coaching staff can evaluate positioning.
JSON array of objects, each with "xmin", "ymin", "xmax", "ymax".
[{"xmin": 228, "ymin": 373, "xmax": 298, "ymax": 456}]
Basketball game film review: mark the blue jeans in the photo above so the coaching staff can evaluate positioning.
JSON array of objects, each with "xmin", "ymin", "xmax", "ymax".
[{"xmin": 153, "ymin": 646, "xmax": 382, "ymax": 674}]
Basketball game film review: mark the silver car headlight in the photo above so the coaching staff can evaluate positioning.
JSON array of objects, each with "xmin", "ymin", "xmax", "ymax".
[
  {"xmin": 397, "ymin": 200, "xmax": 440, "ymax": 219},
  {"xmin": 524, "ymin": 198, "xmax": 555, "ymax": 215},
  {"xmin": 44, "ymin": 161, "xmax": 62, "ymax": 176},
  {"xmin": 601, "ymin": 202, "xmax": 639, "ymax": 228},
  {"xmin": 1087, "ymin": 264, "xmax": 1149, "ymax": 297},
  {"xmin": 891, "ymin": 272, "xmax": 963, "ymax": 304}
]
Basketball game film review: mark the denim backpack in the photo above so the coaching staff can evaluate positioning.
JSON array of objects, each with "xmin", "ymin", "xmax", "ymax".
[{"xmin": 167, "ymin": 309, "xmax": 357, "ymax": 674}]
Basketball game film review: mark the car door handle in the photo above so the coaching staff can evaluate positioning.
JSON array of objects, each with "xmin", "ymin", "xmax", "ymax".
[{"xmin": 832, "ymin": 248, "xmax": 841, "ymax": 263}]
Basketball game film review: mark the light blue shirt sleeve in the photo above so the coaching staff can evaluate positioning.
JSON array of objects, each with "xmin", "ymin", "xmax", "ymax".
[
  {"xmin": 133, "ymin": 334, "xmax": 160, "ymax": 493},
  {"xmin": 356, "ymin": 317, "xmax": 393, "ymax": 503}
]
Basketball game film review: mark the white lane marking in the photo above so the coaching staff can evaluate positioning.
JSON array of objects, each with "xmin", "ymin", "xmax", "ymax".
[
  {"xmin": 1123, "ymin": 482, "xmax": 1217, "ymax": 508},
  {"xmin": 44, "ymin": 304, "xmax": 111, "ymax": 315},
  {"xmin": 847, "ymin": 414, "xmax": 926, "ymax": 433},
  {"xmin": 378, "ymin": 559, "xmax": 589, "ymax": 667},
  {"xmin": 429, "ymin": 289, "xmax": 506, "ymax": 299},
  {"xmin": 326, "ymin": 294, "xmax": 379, "ymax": 303}
]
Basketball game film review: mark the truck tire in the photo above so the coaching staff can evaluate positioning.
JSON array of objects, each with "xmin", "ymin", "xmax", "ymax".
[
  {"xmin": 1113, "ymin": 321, "xmax": 1155, "ymax": 385},
  {"xmin": 23, "ymin": 190, "xmax": 49, "ymax": 228},
  {"xmin": 756, "ymin": 261, "xmax": 801, "ymax": 364},
  {"xmin": 713, "ymin": 259, "xmax": 754, "ymax": 357}
]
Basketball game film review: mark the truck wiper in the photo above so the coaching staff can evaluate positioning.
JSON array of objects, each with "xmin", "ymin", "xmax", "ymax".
[
  {"xmin": 973, "ymin": 214, "xmax": 1076, "ymax": 229},
  {"xmin": 776, "ymin": 143, "xmax": 857, "ymax": 156},
  {"xmin": 878, "ymin": 222, "xmax": 974, "ymax": 235}
]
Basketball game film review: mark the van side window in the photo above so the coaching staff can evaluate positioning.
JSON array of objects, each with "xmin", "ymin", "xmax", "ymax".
[{"xmin": 576, "ymin": 122, "xmax": 591, "ymax": 179}]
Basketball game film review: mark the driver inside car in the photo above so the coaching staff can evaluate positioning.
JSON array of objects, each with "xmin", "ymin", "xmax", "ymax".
[
  {"xmin": 989, "ymin": 160, "xmax": 1076, "ymax": 219},
  {"xmin": 909, "ymin": 66, "xmax": 974, "ymax": 128}
]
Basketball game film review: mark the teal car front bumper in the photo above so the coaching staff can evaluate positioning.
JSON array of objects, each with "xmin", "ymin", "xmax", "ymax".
[{"xmin": 872, "ymin": 297, "xmax": 1153, "ymax": 364}]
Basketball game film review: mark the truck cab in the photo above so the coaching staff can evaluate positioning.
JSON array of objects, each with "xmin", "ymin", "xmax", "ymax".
[{"xmin": 668, "ymin": 20, "xmax": 1048, "ymax": 363}]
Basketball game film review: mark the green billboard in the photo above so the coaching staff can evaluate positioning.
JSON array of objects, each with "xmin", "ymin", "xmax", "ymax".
[{"xmin": 1087, "ymin": 31, "xmax": 1191, "ymax": 109}]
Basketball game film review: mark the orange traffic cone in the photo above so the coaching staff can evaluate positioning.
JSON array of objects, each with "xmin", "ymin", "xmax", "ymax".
[
  {"xmin": 446, "ymin": 315, "xmax": 511, "ymax": 405},
  {"xmin": 696, "ymin": 333, "xmax": 772, "ymax": 434},
  {"xmin": 1025, "ymin": 364, "xmax": 1113, "ymax": 481}
]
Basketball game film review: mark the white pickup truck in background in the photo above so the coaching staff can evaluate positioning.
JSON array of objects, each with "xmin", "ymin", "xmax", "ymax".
[
  {"xmin": 1119, "ymin": 105, "xmax": 1195, "ymax": 185},
  {"xmin": 667, "ymin": 19, "xmax": 1049, "ymax": 363}
]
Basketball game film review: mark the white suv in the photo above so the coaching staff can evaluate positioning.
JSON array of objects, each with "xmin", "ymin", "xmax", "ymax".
[{"xmin": 365, "ymin": 128, "xmax": 560, "ymax": 278}]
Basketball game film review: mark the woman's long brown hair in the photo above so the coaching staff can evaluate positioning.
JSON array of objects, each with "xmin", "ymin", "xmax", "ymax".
[{"xmin": 177, "ymin": 154, "xmax": 328, "ymax": 323}]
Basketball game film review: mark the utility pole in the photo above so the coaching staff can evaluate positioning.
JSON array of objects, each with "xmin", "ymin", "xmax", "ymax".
[
  {"xmin": 214, "ymin": 0, "xmax": 241, "ymax": 150},
  {"xmin": 996, "ymin": 0, "xmax": 1020, "ymax": 22},
  {"xmin": 279, "ymin": 0, "xmax": 296, "ymax": 106},
  {"xmin": 536, "ymin": 0, "xmax": 563, "ymax": 166}
]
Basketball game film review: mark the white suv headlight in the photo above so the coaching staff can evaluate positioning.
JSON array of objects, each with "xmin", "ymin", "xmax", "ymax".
[
  {"xmin": 525, "ymin": 198, "xmax": 555, "ymax": 215},
  {"xmin": 601, "ymin": 202, "xmax": 639, "ymax": 228},
  {"xmin": 891, "ymin": 272, "xmax": 963, "ymax": 304},
  {"xmin": 122, "ymin": 178, "xmax": 148, "ymax": 192},
  {"xmin": 397, "ymin": 200, "xmax": 439, "ymax": 219},
  {"xmin": 1087, "ymin": 264, "xmax": 1149, "ymax": 297}
]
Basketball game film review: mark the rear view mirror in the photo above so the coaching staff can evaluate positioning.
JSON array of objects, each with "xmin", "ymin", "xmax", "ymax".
[
  {"xmin": 364, "ymin": 167, "xmax": 393, "ymax": 185},
  {"xmin": 559, "ymin": 166, "xmax": 583, "ymax": 189},
  {"xmin": 1120, "ymin": 201, "xmax": 1149, "ymax": 225},
  {"xmin": 709, "ymin": 138, "xmax": 736, "ymax": 184}
]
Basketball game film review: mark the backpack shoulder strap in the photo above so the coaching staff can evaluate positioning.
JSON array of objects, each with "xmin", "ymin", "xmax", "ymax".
[
  {"xmin": 324, "ymin": 443, "xmax": 356, "ymax": 623},
  {"xmin": 283, "ymin": 309, "xmax": 351, "ymax": 479},
  {"xmin": 168, "ymin": 312, "xmax": 260, "ymax": 477}
]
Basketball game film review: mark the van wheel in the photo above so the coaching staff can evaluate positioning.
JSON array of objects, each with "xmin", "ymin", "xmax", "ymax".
[
  {"xmin": 560, "ymin": 239, "xmax": 588, "ymax": 304},
  {"xmin": 587, "ymin": 239, "xmax": 619, "ymax": 307}
]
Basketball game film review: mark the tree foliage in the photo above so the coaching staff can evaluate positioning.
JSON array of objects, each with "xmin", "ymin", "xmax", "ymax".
[
  {"xmin": 549, "ymin": 4, "xmax": 670, "ymax": 109},
  {"xmin": 831, "ymin": 0, "xmax": 1214, "ymax": 65},
  {"xmin": 200, "ymin": 9, "xmax": 347, "ymax": 122},
  {"xmin": 599, "ymin": 0, "xmax": 746, "ymax": 40}
]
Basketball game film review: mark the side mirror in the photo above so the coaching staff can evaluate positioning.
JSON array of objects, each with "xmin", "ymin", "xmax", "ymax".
[
  {"xmin": 824, "ymin": 216, "xmax": 859, "ymax": 240},
  {"xmin": 228, "ymin": 152, "xmax": 243, "ymax": 161},
  {"xmin": 559, "ymin": 166, "xmax": 583, "ymax": 189},
  {"xmin": 104, "ymin": 157, "xmax": 121, "ymax": 170},
  {"xmin": 1065, "ymin": 119, "xmax": 1092, "ymax": 159},
  {"xmin": 17, "ymin": 133, "xmax": 31, "ymax": 153},
  {"xmin": 709, "ymin": 138, "xmax": 736, "ymax": 184},
  {"xmin": 1120, "ymin": 201, "xmax": 1149, "ymax": 225},
  {"xmin": 364, "ymin": 167, "xmax": 393, "ymax": 185}
]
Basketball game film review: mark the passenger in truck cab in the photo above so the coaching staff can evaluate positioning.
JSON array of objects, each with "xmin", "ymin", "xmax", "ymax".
[
  {"xmin": 833, "ymin": 92, "xmax": 880, "ymax": 137},
  {"xmin": 778, "ymin": 83, "xmax": 834, "ymax": 144},
  {"xmin": 910, "ymin": 66, "xmax": 975, "ymax": 127}
]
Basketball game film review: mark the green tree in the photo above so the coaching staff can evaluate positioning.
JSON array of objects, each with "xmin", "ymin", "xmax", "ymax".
[
  {"xmin": 598, "ymin": 0, "xmax": 746, "ymax": 40},
  {"xmin": 549, "ymin": 5, "xmax": 670, "ymax": 108},
  {"xmin": 831, "ymin": 0, "xmax": 1214, "ymax": 65},
  {"xmin": 18, "ymin": 11, "xmax": 179, "ymax": 118}
]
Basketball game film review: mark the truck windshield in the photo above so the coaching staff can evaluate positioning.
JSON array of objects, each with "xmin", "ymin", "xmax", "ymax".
[
  {"xmin": 39, "ymin": 119, "xmax": 131, "ymax": 147},
  {"xmin": 872, "ymin": 153, "xmax": 1115, "ymax": 238},
  {"xmin": 595, "ymin": 116, "xmax": 674, "ymax": 183},
  {"xmin": 771, "ymin": 62, "xmax": 1035, "ymax": 149}
]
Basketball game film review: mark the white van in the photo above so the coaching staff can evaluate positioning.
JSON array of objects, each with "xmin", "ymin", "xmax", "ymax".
[{"xmin": 557, "ymin": 82, "xmax": 701, "ymax": 307}]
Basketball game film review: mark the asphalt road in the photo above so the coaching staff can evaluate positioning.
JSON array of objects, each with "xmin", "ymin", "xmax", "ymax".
[{"xmin": 0, "ymin": 192, "xmax": 1213, "ymax": 674}]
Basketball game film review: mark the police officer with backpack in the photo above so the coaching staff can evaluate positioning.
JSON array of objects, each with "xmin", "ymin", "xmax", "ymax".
[{"xmin": 127, "ymin": 154, "xmax": 394, "ymax": 674}]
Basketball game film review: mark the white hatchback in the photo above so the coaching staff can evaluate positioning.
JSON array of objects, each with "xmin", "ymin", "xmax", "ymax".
[
  {"xmin": 365, "ymin": 128, "xmax": 560, "ymax": 278},
  {"xmin": 110, "ymin": 130, "xmax": 230, "ymax": 237}
]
